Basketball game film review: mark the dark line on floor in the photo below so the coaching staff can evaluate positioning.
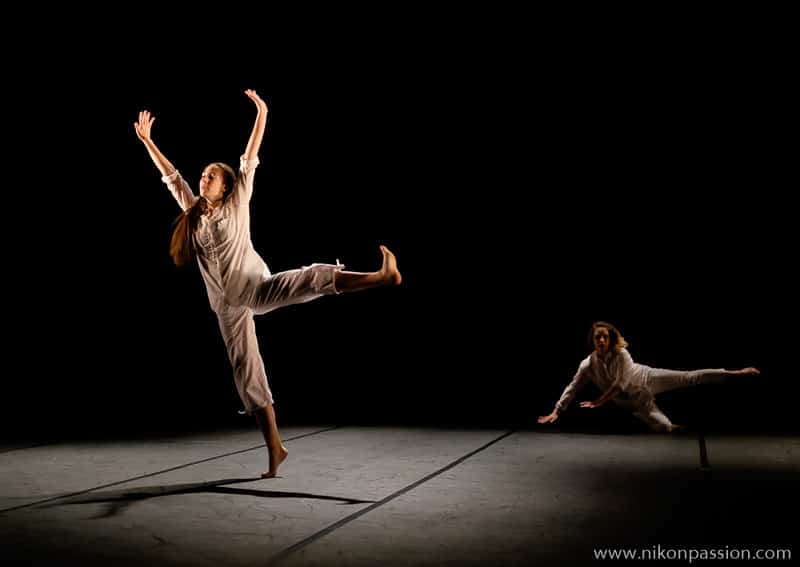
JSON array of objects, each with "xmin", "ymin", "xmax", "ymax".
[
  {"xmin": 698, "ymin": 431, "xmax": 711, "ymax": 470},
  {"xmin": 265, "ymin": 429, "xmax": 516, "ymax": 566},
  {"xmin": 0, "ymin": 426, "xmax": 340, "ymax": 514}
]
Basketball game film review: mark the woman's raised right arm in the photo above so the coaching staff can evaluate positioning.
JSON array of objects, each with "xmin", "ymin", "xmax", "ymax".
[
  {"xmin": 134, "ymin": 110, "xmax": 176, "ymax": 177},
  {"xmin": 135, "ymin": 110, "xmax": 195, "ymax": 211}
]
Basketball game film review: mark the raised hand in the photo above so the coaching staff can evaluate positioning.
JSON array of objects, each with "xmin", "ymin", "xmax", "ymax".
[
  {"xmin": 134, "ymin": 109, "xmax": 176, "ymax": 177},
  {"xmin": 245, "ymin": 89, "xmax": 268, "ymax": 115},
  {"xmin": 243, "ymin": 90, "xmax": 268, "ymax": 161},
  {"xmin": 134, "ymin": 110, "xmax": 156, "ymax": 143}
]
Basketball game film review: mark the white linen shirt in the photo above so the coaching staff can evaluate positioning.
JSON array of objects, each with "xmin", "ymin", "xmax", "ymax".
[
  {"xmin": 161, "ymin": 157, "xmax": 269, "ymax": 312},
  {"xmin": 555, "ymin": 348, "xmax": 655, "ymax": 412}
]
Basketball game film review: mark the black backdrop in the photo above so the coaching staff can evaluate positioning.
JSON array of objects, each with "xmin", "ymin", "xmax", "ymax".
[{"xmin": 2, "ymin": 10, "xmax": 796, "ymax": 439}]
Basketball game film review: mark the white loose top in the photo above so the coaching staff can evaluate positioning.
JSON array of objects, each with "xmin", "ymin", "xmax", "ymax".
[
  {"xmin": 555, "ymin": 348, "xmax": 654, "ymax": 411},
  {"xmin": 161, "ymin": 157, "xmax": 269, "ymax": 312}
]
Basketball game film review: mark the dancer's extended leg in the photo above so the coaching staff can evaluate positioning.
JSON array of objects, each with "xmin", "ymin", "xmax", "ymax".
[
  {"xmin": 646, "ymin": 367, "xmax": 760, "ymax": 395},
  {"xmin": 334, "ymin": 245, "xmax": 402, "ymax": 292}
]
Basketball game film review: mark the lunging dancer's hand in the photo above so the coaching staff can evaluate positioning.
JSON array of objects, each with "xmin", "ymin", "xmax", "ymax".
[{"xmin": 537, "ymin": 410, "xmax": 559, "ymax": 424}]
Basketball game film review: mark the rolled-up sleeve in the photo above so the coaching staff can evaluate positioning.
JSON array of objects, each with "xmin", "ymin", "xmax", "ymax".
[
  {"xmin": 555, "ymin": 358, "xmax": 591, "ymax": 412},
  {"xmin": 162, "ymin": 170, "xmax": 197, "ymax": 211},
  {"xmin": 234, "ymin": 155, "xmax": 260, "ymax": 203}
]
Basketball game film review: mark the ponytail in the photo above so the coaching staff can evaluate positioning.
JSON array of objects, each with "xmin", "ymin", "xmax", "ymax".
[
  {"xmin": 169, "ymin": 162, "xmax": 237, "ymax": 267},
  {"xmin": 170, "ymin": 199, "xmax": 205, "ymax": 266}
]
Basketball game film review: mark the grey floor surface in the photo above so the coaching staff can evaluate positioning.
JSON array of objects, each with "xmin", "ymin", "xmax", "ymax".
[{"xmin": 1, "ymin": 426, "xmax": 797, "ymax": 565}]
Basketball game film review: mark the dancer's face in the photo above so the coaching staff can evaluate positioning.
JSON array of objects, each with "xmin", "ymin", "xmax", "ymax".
[
  {"xmin": 199, "ymin": 165, "xmax": 227, "ymax": 204},
  {"xmin": 593, "ymin": 327, "xmax": 610, "ymax": 356}
]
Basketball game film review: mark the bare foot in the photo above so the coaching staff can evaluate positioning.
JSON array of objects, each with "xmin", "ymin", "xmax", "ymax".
[
  {"xmin": 668, "ymin": 424, "xmax": 689, "ymax": 433},
  {"xmin": 261, "ymin": 445, "xmax": 288, "ymax": 479},
  {"xmin": 379, "ymin": 245, "xmax": 402, "ymax": 285},
  {"xmin": 730, "ymin": 367, "xmax": 761, "ymax": 376}
]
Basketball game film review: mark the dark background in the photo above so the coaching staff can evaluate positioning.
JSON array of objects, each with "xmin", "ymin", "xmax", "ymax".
[{"xmin": 2, "ymin": 9, "xmax": 796, "ymax": 439}]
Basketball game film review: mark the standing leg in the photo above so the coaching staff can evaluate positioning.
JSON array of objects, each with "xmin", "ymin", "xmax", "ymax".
[
  {"xmin": 217, "ymin": 306, "xmax": 287, "ymax": 477},
  {"xmin": 253, "ymin": 403, "xmax": 288, "ymax": 478},
  {"xmin": 614, "ymin": 398, "xmax": 683, "ymax": 433},
  {"xmin": 631, "ymin": 401, "xmax": 680, "ymax": 433}
]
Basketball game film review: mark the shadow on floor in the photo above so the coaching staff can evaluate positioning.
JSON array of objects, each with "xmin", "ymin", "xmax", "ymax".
[{"xmin": 44, "ymin": 477, "xmax": 374, "ymax": 519}]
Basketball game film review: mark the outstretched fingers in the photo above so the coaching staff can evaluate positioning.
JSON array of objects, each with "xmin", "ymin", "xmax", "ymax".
[
  {"xmin": 134, "ymin": 110, "xmax": 155, "ymax": 141},
  {"xmin": 537, "ymin": 413, "xmax": 558, "ymax": 424}
]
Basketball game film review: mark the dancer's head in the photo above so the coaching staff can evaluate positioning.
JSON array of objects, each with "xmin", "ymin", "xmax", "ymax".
[
  {"xmin": 199, "ymin": 163, "xmax": 236, "ymax": 205},
  {"xmin": 170, "ymin": 162, "xmax": 236, "ymax": 266},
  {"xmin": 588, "ymin": 321, "xmax": 628, "ymax": 356}
]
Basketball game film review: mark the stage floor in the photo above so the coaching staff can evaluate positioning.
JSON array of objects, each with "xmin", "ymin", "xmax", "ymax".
[{"xmin": 2, "ymin": 427, "xmax": 797, "ymax": 565}]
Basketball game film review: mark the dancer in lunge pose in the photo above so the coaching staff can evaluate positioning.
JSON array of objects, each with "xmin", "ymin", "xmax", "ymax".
[{"xmin": 538, "ymin": 321, "xmax": 759, "ymax": 432}]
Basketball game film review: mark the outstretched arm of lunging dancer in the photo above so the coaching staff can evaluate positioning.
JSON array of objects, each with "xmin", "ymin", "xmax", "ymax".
[
  {"xmin": 580, "ymin": 349, "xmax": 634, "ymax": 409},
  {"xmin": 538, "ymin": 361, "xmax": 591, "ymax": 424}
]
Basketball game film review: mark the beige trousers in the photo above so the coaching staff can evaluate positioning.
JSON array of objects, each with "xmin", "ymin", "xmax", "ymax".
[
  {"xmin": 616, "ymin": 367, "xmax": 728, "ymax": 432},
  {"xmin": 216, "ymin": 263, "xmax": 342, "ymax": 413}
]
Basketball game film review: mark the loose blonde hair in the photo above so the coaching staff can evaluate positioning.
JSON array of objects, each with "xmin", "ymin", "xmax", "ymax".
[{"xmin": 588, "ymin": 321, "xmax": 629, "ymax": 352}]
